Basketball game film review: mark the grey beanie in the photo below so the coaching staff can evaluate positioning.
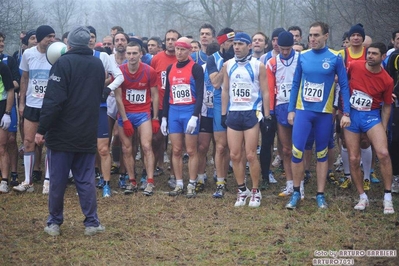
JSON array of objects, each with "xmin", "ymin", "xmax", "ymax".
[{"xmin": 67, "ymin": 26, "xmax": 90, "ymax": 48}]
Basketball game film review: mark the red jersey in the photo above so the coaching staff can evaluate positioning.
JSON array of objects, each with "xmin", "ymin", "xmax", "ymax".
[
  {"xmin": 120, "ymin": 62, "xmax": 157, "ymax": 113},
  {"xmin": 168, "ymin": 60, "xmax": 196, "ymax": 105},
  {"xmin": 348, "ymin": 60, "xmax": 393, "ymax": 111},
  {"xmin": 150, "ymin": 51, "xmax": 177, "ymax": 110}
]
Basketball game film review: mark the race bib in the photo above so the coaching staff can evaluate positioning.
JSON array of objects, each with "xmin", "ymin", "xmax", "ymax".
[
  {"xmin": 171, "ymin": 84, "xmax": 192, "ymax": 104},
  {"xmin": 204, "ymin": 90, "xmax": 214, "ymax": 108},
  {"xmin": 161, "ymin": 71, "xmax": 166, "ymax": 90},
  {"xmin": 231, "ymin": 82, "xmax": 251, "ymax": 102},
  {"xmin": 126, "ymin": 89, "xmax": 146, "ymax": 104},
  {"xmin": 303, "ymin": 81, "xmax": 324, "ymax": 102},
  {"xmin": 276, "ymin": 83, "xmax": 291, "ymax": 103},
  {"xmin": 350, "ymin": 90, "xmax": 372, "ymax": 111},
  {"xmin": 31, "ymin": 79, "xmax": 48, "ymax": 98}
]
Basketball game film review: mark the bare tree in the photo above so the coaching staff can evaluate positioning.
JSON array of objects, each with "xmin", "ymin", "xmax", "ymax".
[{"xmin": 48, "ymin": 0, "xmax": 78, "ymax": 35}]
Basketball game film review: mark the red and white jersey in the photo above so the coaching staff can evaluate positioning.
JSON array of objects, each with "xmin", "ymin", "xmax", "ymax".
[
  {"xmin": 120, "ymin": 62, "xmax": 157, "ymax": 113},
  {"xmin": 267, "ymin": 51, "xmax": 299, "ymax": 108}
]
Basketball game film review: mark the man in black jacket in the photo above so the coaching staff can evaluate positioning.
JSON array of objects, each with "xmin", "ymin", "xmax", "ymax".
[{"xmin": 35, "ymin": 26, "xmax": 106, "ymax": 236}]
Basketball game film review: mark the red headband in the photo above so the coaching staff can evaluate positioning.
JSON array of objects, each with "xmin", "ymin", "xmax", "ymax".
[
  {"xmin": 175, "ymin": 41, "xmax": 192, "ymax": 49},
  {"xmin": 217, "ymin": 32, "xmax": 235, "ymax": 45}
]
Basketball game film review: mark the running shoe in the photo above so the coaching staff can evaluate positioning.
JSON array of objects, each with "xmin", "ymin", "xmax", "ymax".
[
  {"xmin": 195, "ymin": 181, "xmax": 205, "ymax": 193},
  {"xmin": 96, "ymin": 177, "xmax": 105, "ymax": 189},
  {"xmin": 370, "ymin": 172, "xmax": 380, "ymax": 183},
  {"xmin": 316, "ymin": 194, "xmax": 328, "ymax": 209},
  {"xmin": 234, "ymin": 188, "xmax": 250, "ymax": 207},
  {"xmin": 0, "ymin": 181, "xmax": 9, "ymax": 193},
  {"xmin": 279, "ymin": 186, "xmax": 293, "ymax": 197},
  {"xmin": 103, "ymin": 184, "xmax": 111, "ymax": 197},
  {"xmin": 327, "ymin": 170, "xmax": 339, "ymax": 185},
  {"xmin": 169, "ymin": 185, "xmax": 183, "ymax": 196},
  {"xmin": 118, "ymin": 174, "xmax": 127, "ymax": 189},
  {"xmin": 383, "ymin": 200, "xmax": 395, "ymax": 214},
  {"xmin": 124, "ymin": 183, "xmax": 138, "ymax": 195},
  {"xmin": 269, "ymin": 171, "xmax": 277, "ymax": 184},
  {"xmin": 286, "ymin": 191, "xmax": 301, "ymax": 209},
  {"xmin": 212, "ymin": 182, "xmax": 226, "ymax": 198},
  {"xmin": 44, "ymin": 224, "xmax": 60, "ymax": 236},
  {"xmin": 248, "ymin": 189, "xmax": 262, "ymax": 207},
  {"xmin": 354, "ymin": 198, "xmax": 369, "ymax": 210},
  {"xmin": 143, "ymin": 183, "xmax": 155, "ymax": 196},
  {"xmin": 84, "ymin": 224, "xmax": 105, "ymax": 236},
  {"xmin": 167, "ymin": 177, "xmax": 177, "ymax": 189},
  {"xmin": 13, "ymin": 181, "xmax": 34, "ymax": 192},
  {"xmin": 340, "ymin": 177, "xmax": 351, "ymax": 189},
  {"xmin": 139, "ymin": 177, "xmax": 147, "ymax": 191},
  {"xmin": 10, "ymin": 173, "xmax": 19, "ymax": 187},
  {"xmin": 186, "ymin": 183, "xmax": 196, "ymax": 198}
]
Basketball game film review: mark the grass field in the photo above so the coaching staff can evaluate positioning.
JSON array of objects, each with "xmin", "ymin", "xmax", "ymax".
[{"xmin": 0, "ymin": 154, "xmax": 398, "ymax": 266}]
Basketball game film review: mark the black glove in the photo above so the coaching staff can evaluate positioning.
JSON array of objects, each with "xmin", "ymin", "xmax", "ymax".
[
  {"xmin": 221, "ymin": 114, "xmax": 227, "ymax": 129},
  {"xmin": 261, "ymin": 116, "xmax": 273, "ymax": 133},
  {"xmin": 222, "ymin": 46, "xmax": 235, "ymax": 62},
  {"xmin": 101, "ymin": 87, "xmax": 111, "ymax": 103}
]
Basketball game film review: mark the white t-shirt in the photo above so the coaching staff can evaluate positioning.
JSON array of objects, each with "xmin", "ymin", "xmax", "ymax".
[{"xmin": 20, "ymin": 46, "xmax": 52, "ymax": 108}]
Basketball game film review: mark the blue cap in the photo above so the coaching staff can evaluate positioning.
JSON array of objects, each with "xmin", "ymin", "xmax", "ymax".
[
  {"xmin": 348, "ymin": 23, "xmax": 365, "ymax": 41},
  {"xmin": 234, "ymin": 32, "xmax": 251, "ymax": 45},
  {"xmin": 277, "ymin": 31, "xmax": 294, "ymax": 47}
]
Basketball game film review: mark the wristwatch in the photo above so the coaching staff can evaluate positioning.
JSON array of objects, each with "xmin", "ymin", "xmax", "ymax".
[
  {"xmin": 4, "ymin": 110, "xmax": 11, "ymax": 115},
  {"xmin": 343, "ymin": 112, "xmax": 350, "ymax": 117},
  {"xmin": 264, "ymin": 115, "xmax": 272, "ymax": 120}
]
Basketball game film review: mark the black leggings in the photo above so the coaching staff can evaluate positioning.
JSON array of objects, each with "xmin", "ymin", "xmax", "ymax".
[{"xmin": 259, "ymin": 115, "xmax": 277, "ymax": 179}]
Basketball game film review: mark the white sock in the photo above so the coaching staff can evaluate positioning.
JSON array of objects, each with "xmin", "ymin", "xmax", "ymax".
[
  {"xmin": 359, "ymin": 193, "xmax": 368, "ymax": 200},
  {"xmin": 341, "ymin": 147, "xmax": 350, "ymax": 174},
  {"xmin": 287, "ymin": 180, "xmax": 294, "ymax": 189},
  {"xmin": 361, "ymin": 146, "xmax": 372, "ymax": 181},
  {"xmin": 197, "ymin": 173, "xmax": 206, "ymax": 183},
  {"xmin": 176, "ymin": 179, "xmax": 183, "ymax": 188},
  {"xmin": 24, "ymin": 152, "xmax": 35, "ymax": 184},
  {"xmin": 300, "ymin": 180, "xmax": 304, "ymax": 189},
  {"xmin": 384, "ymin": 193, "xmax": 392, "ymax": 201}
]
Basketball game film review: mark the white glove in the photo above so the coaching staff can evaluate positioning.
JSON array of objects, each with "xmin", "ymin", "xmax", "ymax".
[
  {"xmin": 161, "ymin": 117, "xmax": 168, "ymax": 136},
  {"xmin": 0, "ymin": 113, "xmax": 11, "ymax": 130},
  {"xmin": 186, "ymin": 116, "xmax": 198, "ymax": 134}
]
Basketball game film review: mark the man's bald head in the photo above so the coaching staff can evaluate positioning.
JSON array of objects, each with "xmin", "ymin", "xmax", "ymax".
[
  {"xmin": 175, "ymin": 37, "xmax": 193, "ymax": 62},
  {"xmin": 175, "ymin": 37, "xmax": 192, "ymax": 50}
]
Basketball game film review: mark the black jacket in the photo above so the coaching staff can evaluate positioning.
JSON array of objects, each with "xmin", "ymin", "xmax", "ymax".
[{"xmin": 37, "ymin": 47, "xmax": 105, "ymax": 153}]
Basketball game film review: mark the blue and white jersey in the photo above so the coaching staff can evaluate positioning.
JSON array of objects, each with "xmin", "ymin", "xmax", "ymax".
[
  {"xmin": 206, "ymin": 51, "xmax": 224, "ymax": 104},
  {"xmin": 19, "ymin": 46, "xmax": 52, "ymax": 108},
  {"xmin": 191, "ymin": 50, "xmax": 207, "ymax": 66},
  {"xmin": 201, "ymin": 64, "xmax": 214, "ymax": 118},
  {"xmin": 226, "ymin": 57, "xmax": 262, "ymax": 112}
]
